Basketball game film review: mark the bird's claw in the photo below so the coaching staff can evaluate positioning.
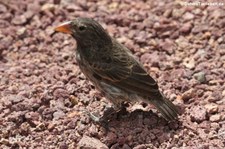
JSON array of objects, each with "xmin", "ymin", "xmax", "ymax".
[
  {"xmin": 82, "ymin": 106, "xmax": 117, "ymax": 125},
  {"xmin": 82, "ymin": 104, "xmax": 128, "ymax": 127},
  {"xmin": 87, "ymin": 111, "xmax": 104, "ymax": 123}
]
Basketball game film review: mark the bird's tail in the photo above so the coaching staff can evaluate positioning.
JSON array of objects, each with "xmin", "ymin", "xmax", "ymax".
[{"xmin": 149, "ymin": 94, "xmax": 178, "ymax": 121}]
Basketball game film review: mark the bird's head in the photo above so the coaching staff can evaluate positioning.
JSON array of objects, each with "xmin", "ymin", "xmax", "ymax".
[{"xmin": 55, "ymin": 18, "xmax": 112, "ymax": 49}]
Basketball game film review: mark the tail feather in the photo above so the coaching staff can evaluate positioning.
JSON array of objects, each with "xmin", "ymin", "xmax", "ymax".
[{"xmin": 149, "ymin": 95, "xmax": 178, "ymax": 121}]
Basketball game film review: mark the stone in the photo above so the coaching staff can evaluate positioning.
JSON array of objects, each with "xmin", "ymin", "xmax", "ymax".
[
  {"xmin": 183, "ymin": 12, "xmax": 195, "ymax": 21},
  {"xmin": 209, "ymin": 114, "xmax": 221, "ymax": 122},
  {"xmin": 183, "ymin": 58, "xmax": 195, "ymax": 69},
  {"xmin": 140, "ymin": 51, "xmax": 160, "ymax": 67},
  {"xmin": 190, "ymin": 106, "xmax": 207, "ymax": 123},
  {"xmin": 204, "ymin": 103, "xmax": 218, "ymax": 114},
  {"xmin": 53, "ymin": 110, "xmax": 65, "ymax": 120},
  {"xmin": 194, "ymin": 72, "xmax": 206, "ymax": 83},
  {"xmin": 182, "ymin": 88, "xmax": 195, "ymax": 102},
  {"xmin": 77, "ymin": 135, "xmax": 108, "ymax": 149},
  {"xmin": 180, "ymin": 22, "xmax": 192, "ymax": 34},
  {"xmin": 12, "ymin": 15, "xmax": 27, "ymax": 25},
  {"xmin": 122, "ymin": 144, "xmax": 131, "ymax": 149},
  {"xmin": 105, "ymin": 132, "xmax": 117, "ymax": 146},
  {"xmin": 41, "ymin": 3, "xmax": 57, "ymax": 11}
]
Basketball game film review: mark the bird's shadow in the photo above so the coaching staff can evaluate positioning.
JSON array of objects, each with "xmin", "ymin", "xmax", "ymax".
[{"xmin": 96, "ymin": 109, "xmax": 181, "ymax": 147}]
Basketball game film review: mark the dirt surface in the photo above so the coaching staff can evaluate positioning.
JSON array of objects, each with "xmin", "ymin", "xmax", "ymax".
[{"xmin": 0, "ymin": 0, "xmax": 225, "ymax": 148}]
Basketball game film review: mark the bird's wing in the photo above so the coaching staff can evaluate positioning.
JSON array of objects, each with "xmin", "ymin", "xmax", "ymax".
[{"xmin": 90, "ymin": 51, "xmax": 160, "ymax": 97}]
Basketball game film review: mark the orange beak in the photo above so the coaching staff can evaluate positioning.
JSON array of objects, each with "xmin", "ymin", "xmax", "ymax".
[{"xmin": 54, "ymin": 21, "xmax": 72, "ymax": 34}]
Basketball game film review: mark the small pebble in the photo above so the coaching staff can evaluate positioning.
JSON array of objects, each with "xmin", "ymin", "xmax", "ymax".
[
  {"xmin": 210, "ymin": 114, "xmax": 221, "ymax": 122},
  {"xmin": 204, "ymin": 103, "xmax": 218, "ymax": 114},
  {"xmin": 194, "ymin": 72, "xmax": 206, "ymax": 83},
  {"xmin": 190, "ymin": 106, "xmax": 207, "ymax": 123}
]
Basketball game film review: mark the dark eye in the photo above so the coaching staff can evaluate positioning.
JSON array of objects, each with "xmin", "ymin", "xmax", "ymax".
[{"xmin": 78, "ymin": 25, "xmax": 86, "ymax": 31}]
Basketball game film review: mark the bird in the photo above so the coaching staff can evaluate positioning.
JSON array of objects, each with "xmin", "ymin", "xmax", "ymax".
[{"xmin": 55, "ymin": 18, "xmax": 178, "ymax": 122}]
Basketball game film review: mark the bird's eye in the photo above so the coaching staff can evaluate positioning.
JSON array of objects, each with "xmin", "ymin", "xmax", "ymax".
[{"xmin": 78, "ymin": 25, "xmax": 86, "ymax": 31}]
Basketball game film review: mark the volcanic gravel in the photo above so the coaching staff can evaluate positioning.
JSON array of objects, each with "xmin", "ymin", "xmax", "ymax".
[{"xmin": 0, "ymin": 0, "xmax": 225, "ymax": 148}]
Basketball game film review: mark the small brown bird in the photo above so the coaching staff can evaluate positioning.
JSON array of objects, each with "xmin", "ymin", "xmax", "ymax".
[{"xmin": 55, "ymin": 18, "xmax": 178, "ymax": 122}]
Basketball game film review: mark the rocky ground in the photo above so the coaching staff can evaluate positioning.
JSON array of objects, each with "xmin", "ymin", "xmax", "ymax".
[{"xmin": 0, "ymin": 0, "xmax": 225, "ymax": 148}]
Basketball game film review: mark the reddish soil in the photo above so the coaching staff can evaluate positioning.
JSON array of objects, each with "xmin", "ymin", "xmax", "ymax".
[{"xmin": 0, "ymin": 0, "xmax": 225, "ymax": 148}]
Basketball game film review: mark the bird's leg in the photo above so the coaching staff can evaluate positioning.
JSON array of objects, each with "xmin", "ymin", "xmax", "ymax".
[
  {"xmin": 82, "ymin": 106, "xmax": 115, "ymax": 128},
  {"xmin": 86, "ymin": 111, "xmax": 101, "ymax": 123},
  {"xmin": 101, "ymin": 102, "xmax": 130, "ymax": 121},
  {"xmin": 103, "ymin": 105, "xmax": 117, "ymax": 120},
  {"xmin": 89, "ymin": 105, "xmax": 117, "ymax": 124},
  {"xmin": 86, "ymin": 102, "xmax": 128, "ymax": 125}
]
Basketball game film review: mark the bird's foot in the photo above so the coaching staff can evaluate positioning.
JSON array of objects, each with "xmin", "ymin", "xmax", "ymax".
[
  {"xmin": 82, "ymin": 106, "xmax": 117, "ymax": 127},
  {"xmin": 83, "ymin": 103, "xmax": 129, "ymax": 126}
]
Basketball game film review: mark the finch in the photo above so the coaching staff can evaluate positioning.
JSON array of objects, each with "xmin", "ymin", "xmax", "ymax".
[{"xmin": 55, "ymin": 18, "xmax": 178, "ymax": 121}]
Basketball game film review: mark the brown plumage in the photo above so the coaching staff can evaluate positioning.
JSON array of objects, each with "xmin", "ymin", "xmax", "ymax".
[{"xmin": 55, "ymin": 18, "xmax": 178, "ymax": 121}]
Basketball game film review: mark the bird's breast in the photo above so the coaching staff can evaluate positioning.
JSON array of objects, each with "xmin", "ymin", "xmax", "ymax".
[
  {"xmin": 76, "ymin": 52, "xmax": 100, "ymax": 85},
  {"xmin": 76, "ymin": 52, "xmax": 90, "ymax": 74}
]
